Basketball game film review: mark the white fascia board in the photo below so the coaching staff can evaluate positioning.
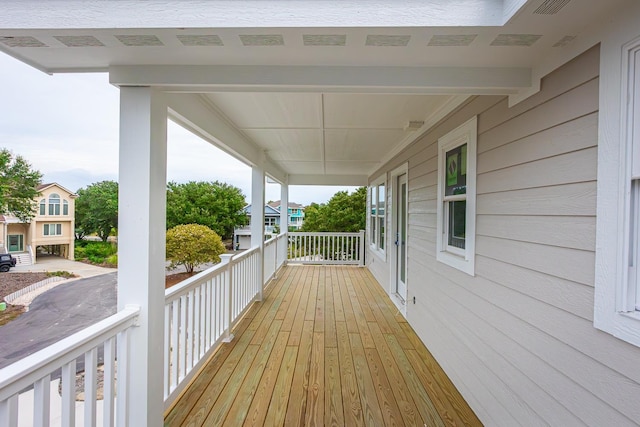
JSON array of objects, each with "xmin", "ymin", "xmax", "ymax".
[
  {"xmin": 165, "ymin": 93, "xmax": 287, "ymax": 183},
  {"xmin": 109, "ymin": 65, "xmax": 531, "ymax": 95},
  {"xmin": 508, "ymin": 0, "xmax": 628, "ymax": 106},
  {"xmin": 1, "ymin": 1, "xmax": 503, "ymax": 29},
  {"xmin": 288, "ymin": 174, "xmax": 367, "ymax": 186}
]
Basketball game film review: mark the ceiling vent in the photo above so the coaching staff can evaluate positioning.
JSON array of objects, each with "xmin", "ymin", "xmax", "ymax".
[
  {"xmin": 116, "ymin": 35, "xmax": 163, "ymax": 47},
  {"xmin": 404, "ymin": 121, "xmax": 425, "ymax": 131},
  {"xmin": 177, "ymin": 35, "xmax": 223, "ymax": 46},
  {"xmin": 240, "ymin": 35, "xmax": 284, "ymax": 46},
  {"xmin": 428, "ymin": 35, "xmax": 477, "ymax": 47},
  {"xmin": 553, "ymin": 35, "xmax": 576, "ymax": 47},
  {"xmin": 534, "ymin": 0, "xmax": 571, "ymax": 15},
  {"xmin": 303, "ymin": 35, "xmax": 347, "ymax": 46},
  {"xmin": 490, "ymin": 34, "xmax": 542, "ymax": 47},
  {"xmin": 365, "ymin": 35, "xmax": 410, "ymax": 47},
  {"xmin": 54, "ymin": 36, "xmax": 104, "ymax": 47},
  {"xmin": 0, "ymin": 36, "xmax": 47, "ymax": 48}
]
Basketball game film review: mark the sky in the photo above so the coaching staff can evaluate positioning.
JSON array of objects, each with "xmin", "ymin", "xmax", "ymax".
[{"xmin": 0, "ymin": 53, "xmax": 356, "ymax": 206}]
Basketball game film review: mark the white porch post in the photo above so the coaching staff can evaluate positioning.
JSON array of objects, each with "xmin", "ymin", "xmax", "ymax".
[
  {"xmin": 280, "ymin": 181, "xmax": 289, "ymax": 233},
  {"xmin": 251, "ymin": 165, "xmax": 265, "ymax": 300},
  {"xmin": 118, "ymin": 87, "xmax": 167, "ymax": 427}
]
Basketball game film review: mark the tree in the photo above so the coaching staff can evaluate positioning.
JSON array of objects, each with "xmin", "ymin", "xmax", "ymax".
[
  {"xmin": 0, "ymin": 148, "xmax": 42, "ymax": 221},
  {"xmin": 166, "ymin": 181, "xmax": 248, "ymax": 240},
  {"xmin": 75, "ymin": 180, "xmax": 119, "ymax": 241},
  {"xmin": 166, "ymin": 224, "xmax": 225, "ymax": 274},
  {"xmin": 301, "ymin": 187, "xmax": 366, "ymax": 232}
]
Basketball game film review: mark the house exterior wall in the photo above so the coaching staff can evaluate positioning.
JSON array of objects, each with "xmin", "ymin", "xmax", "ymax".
[{"xmin": 368, "ymin": 45, "xmax": 640, "ymax": 425}]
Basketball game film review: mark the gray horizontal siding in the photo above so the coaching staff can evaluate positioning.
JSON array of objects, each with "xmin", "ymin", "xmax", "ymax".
[{"xmin": 371, "ymin": 44, "xmax": 640, "ymax": 426}]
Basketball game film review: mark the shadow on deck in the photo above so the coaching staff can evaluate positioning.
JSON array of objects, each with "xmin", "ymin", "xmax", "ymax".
[{"xmin": 165, "ymin": 265, "xmax": 482, "ymax": 426}]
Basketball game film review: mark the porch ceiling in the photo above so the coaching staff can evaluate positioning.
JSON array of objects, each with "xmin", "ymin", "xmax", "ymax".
[{"xmin": 0, "ymin": 0, "xmax": 627, "ymax": 185}]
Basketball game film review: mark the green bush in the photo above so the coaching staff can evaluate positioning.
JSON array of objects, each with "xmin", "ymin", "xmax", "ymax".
[
  {"xmin": 75, "ymin": 240, "xmax": 117, "ymax": 265},
  {"xmin": 105, "ymin": 254, "xmax": 118, "ymax": 267}
]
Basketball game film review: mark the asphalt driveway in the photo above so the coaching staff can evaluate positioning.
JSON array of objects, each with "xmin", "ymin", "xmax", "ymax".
[{"xmin": 0, "ymin": 272, "xmax": 117, "ymax": 369}]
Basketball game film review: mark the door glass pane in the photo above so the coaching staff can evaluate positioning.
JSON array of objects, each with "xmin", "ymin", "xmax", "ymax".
[
  {"xmin": 448, "ymin": 200, "xmax": 466, "ymax": 249},
  {"xmin": 378, "ymin": 217, "xmax": 384, "ymax": 250},
  {"xmin": 400, "ymin": 181, "xmax": 407, "ymax": 283}
]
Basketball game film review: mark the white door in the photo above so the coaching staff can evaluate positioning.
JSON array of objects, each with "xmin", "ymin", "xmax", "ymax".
[{"xmin": 395, "ymin": 173, "xmax": 408, "ymax": 300}]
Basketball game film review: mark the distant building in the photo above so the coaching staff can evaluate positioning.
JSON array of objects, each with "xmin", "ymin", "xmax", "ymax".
[
  {"xmin": 233, "ymin": 204, "xmax": 281, "ymax": 250},
  {"xmin": 233, "ymin": 202, "xmax": 305, "ymax": 250},
  {"xmin": 267, "ymin": 200, "xmax": 305, "ymax": 230},
  {"xmin": 0, "ymin": 183, "xmax": 77, "ymax": 264}
]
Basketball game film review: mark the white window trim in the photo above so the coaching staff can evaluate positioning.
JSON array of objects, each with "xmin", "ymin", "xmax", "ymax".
[
  {"xmin": 369, "ymin": 175, "xmax": 386, "ymax": 259},
  {"xmin": 436, "ymin": 116, "xmax": 477, "ymax": 276},
  {"xmin": 594, "ymin": 23, "xmax": 640, "ymax": 347}
]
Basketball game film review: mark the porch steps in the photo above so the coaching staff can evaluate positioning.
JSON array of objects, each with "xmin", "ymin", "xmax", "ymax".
[{"xmin": 13, "ymin": 252, "xmax": 33, "ymax": 266}]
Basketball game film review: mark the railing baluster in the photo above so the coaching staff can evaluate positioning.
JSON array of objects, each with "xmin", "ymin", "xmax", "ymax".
[
  {"xmin": 0, "ymin": 395, "xmax": 18, "ymax": 427},
  {"xmin": 34, "ymin": 375, "xmax": 50, "ymax": 427},
  {"xmin": 179, "ymin": 295, "xmax": 187, "ymax": 381},
  {"xmin": 171, "ymin": 299, "xmax": 179, "ymax": 391},
  {"xmin": 84, "ymin": 348, "xmax": 97, "ymax": 427},
  {"xmin": 117, "ymin": 328, "xmax": 130, "ymax": 427},
  {"xmin": 103, "ymin": 337, "xmax": 116, "ymax": 427},
  {"xmin": 187, "ymin": 290, "xmax": 194, "ymax": 372},
  {"xmin": 164, "ymin": 303, "xmax": 170, "ymax": 399},
  {"xmin": 61, "ymin": 359, "xmax": 76, "ymax": 427}
]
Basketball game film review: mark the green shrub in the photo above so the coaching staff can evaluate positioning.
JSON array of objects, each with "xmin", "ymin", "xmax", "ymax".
[
  {"xmin": 105, "ymin": 254, "xmax": 118, "ymax": 267},
  {"xmin": 75, "ymin": 240, "xmax": 117, "ymax": 264}
]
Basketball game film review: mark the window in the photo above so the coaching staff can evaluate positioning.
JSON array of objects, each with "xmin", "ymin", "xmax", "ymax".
[
  {"xmin": 43, "ymin": 223, "xmax": 62, "ymax": 236},
  {"xmin": 369, "ymin": 177, "xmax": 386, "ymax": 254},
  {"xmin": 594, "ymin": 33, "xmax": 640, "ymax": 347},
  {"xmin": 48, "ymin": 194, "xmax": 60, "ymax": 215},
  {"xmin": 63, "ymin": 200, "xmax": 69, "ymax": 216},
  {"xmin": 39, "ymin": 199, "xmax": 45, "ymax": 216},
  {"xmin": 436, "ymin": 116, "xmax": 477, "ymax": 275}
]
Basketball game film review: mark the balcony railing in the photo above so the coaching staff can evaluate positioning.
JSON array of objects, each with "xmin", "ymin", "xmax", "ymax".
[
  {"xmin": 288, "ymin": 231, "xmax": 365, "ymax": 266},
  {"xmin": 0, "ymin": 306, "xmax": 140, "ymax": 427},
  {"xmin": 0, "ymin": 231, "xmax": 363, "ymax": 425}
]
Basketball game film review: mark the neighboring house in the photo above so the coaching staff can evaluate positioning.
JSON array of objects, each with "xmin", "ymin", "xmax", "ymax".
[
  {"xmin": 267, "ymin": 200, "xmax": 305, "ymax": 230},
  {"xmin": 233, "ymin": 204, "xmax": 281, "ymax": 250},
  {"xmin": 0, "ymin": 183, "xmax": 76, "ymax": 264},
  {"xmin": 3, "ymin": 1, "xmax": 640, "ymax": 425}
]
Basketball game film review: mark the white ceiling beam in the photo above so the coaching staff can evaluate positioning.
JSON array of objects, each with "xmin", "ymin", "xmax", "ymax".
[
  {"xmin": 165, "ymin": 93, "xmax": 287, "ymax": 183},
  {"xmin": 110, "ymin": 65, "xmax": 531, "ymax": 95},
  {"xmin": 288, "ymin": 174, "xmax": 367, "ymax": 186}
]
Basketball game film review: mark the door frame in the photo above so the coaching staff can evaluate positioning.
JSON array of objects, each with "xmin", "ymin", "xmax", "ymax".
[
  {"xmin": 389, "ymin": 163, "xmax": 409, "ymax": 313},
  {"xmin": 7, "ymin": 234, "xmax": 24, "ymax": 253}
]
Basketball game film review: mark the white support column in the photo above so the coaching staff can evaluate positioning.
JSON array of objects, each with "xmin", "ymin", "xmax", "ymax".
[
  {"xmin": 280, "ymin": 181, "xmax": 289, "ymax": 233},
  {"xmin": 251, "ymin": 165, "xmax": 265, "ymax": 300},
  {"xmin": 118, "ymin": 86, "xmax": 167, "ymax": 427}
]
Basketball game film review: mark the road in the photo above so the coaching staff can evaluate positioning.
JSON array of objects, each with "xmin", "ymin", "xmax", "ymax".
[{"xmin": 0, "ymin": 272, "xmax": 117, "ymax": 369}]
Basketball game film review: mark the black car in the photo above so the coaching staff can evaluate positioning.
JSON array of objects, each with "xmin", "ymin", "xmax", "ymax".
[{"xmin": 0, "ymin": 254, "xmax": 16, "ymax": 272}]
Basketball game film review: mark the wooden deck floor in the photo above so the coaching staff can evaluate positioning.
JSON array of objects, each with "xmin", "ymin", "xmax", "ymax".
[{"xmin": 165, "ymin": 265, "xmax": 482, "ymax": 427}]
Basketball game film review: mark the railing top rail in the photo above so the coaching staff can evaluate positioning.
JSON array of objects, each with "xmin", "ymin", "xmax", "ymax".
[
  {"xmin": 264, "ymin": 236, "xmax": 277, "ymax": 247},
  {"xmin": 165, "ymin": 245, "xmax": 262, "ymax": 301},
  {"xmin": 0, "ymin": 305, "xmax": 140, "ymax": 400},
  {"xmin": 231, "ymin": 245, "xmax": 259, "ymax": 263},
  {"xmin": 165, "ymin": 261, "xmax": 227, "ymax": 301},
  {"xmin": 288, "ymin": 231, "xmax": 363, "ymax": 236}
]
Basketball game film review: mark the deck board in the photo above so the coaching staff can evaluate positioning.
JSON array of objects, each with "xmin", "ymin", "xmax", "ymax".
[{"xmin": 165, "ymin": 265, "xmax": 482, "ymax": 427}]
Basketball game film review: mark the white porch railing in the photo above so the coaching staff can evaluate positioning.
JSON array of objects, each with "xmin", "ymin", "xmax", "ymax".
[
  {"xmin": 0, "ymin": 231, "xmax": 364, "ymax": 425},
  {"xmin": 163, "ymin": 234, "xmax": 287, "ymax": 408},
  {"xmin": 264, "ymin": 232, "xmax": 288, "ymax": 282},
  {"xmin": 0, "ymin": 306, "xmax": 140, "ymax": 427},
  {"xmin": 288, "ymin": 231, "xmax": 365, "ymax": 266}
]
